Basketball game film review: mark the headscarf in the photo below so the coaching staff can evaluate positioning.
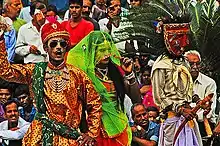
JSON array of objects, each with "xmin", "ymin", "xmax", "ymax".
[{"xmin": 67, "ymin": 31, "xmax": 131, "ymax": 138}]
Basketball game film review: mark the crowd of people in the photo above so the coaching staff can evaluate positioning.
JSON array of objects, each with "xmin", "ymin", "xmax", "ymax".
[{"xmin": 0, "ymin": 0, "xmax": 219, "ymax": 146}]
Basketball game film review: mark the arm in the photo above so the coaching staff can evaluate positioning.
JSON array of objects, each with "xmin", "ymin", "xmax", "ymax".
[
  {"xmin": 133, "ymin": 137, "xmax": 157, "ymax": 146},
  {"xmin": 0, "ymin": 123, "xmax": 30, "ymax": 140},
  {"xmin": 151, "ymin": 69, "xmax": 172, "ymax": 109},
  {"xmin": 15, "ymin": 27, "xmax": 31, "ymax": 57},
  {"xmin": 0, "ymin": 39, "xmax": 34, "ymax": 84}
]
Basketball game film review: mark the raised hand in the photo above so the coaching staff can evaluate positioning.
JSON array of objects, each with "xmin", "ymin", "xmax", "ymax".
[{"xmin": 120, "ymin": 57, "xmax": 133, "ymax": 75}]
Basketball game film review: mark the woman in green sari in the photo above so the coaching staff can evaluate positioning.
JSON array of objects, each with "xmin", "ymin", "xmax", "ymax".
[{"xmin": 67, "ymin": 31, "xmax": 141, "ymax": 146}]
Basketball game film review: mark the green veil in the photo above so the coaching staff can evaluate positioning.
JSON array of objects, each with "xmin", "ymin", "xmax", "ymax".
[{"xmin": 67, "ymin": 31, "xmax": 131, "ymax": 139}]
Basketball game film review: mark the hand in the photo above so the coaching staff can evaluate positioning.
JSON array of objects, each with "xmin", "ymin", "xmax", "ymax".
[
  {"xmin": 180, "ymin": 107, "xmax": 196, "ymax": 120},
  {"xmin": 0, "ymin": 16, "xmax": 12, "ymax": 37},
  {"xmin": 121, "ymin": 57, "xmax": 133, "ymax": 74},
  {"xmin": 140, "ymin": 85, "xmax": 151, "ymax": 94},
  {"xmin": 10, "ymin": 127, "xmax": 20, "ymax": 131},
  {"xmin": 77, "ymin": 133, "xmax": 96, "ymax": 146},
  {"xmin": 29, "ymin": 45, "xmax": 41, "ymax": 55}
]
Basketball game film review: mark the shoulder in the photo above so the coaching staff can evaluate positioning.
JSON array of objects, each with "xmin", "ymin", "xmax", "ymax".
[
  {"xmin": 81, "ymin": 19, "xmax": 93, "ymax": 26},
  {"xmin": 199, "ymin": 73, "xmax": 216, "ymax": 85},
  {"xmin": 19, "ymin": 22, "xmax": 31, "ymax": 30},
  {"xmin": 66, "ymin": 64, "xmax": 87, "ymax": 77},
  {"xmin": 0, "ymin": 120, "xmax": 8, "ymax": 130},
  {"xmin": 149, "ymin": 121, "xmax": 160, "ymax": 130}
]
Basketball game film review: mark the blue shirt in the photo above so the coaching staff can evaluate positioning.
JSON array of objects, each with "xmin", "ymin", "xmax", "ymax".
[
  {"xmin": 4, "ymin": 28, "xmax": 16, "ymax": 63},
  {"xmin": 19, "ymin": 106, "xmax": 36, "ymax": 123},
  {"xmin": 131, "ymin": 121, "xmax": 160, "ymax": 146}
]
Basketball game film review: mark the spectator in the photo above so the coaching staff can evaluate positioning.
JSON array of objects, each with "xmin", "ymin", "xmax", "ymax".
[
  {"xmin": 82, "ymin": 0, "xmax": 100, "ymax": 30},
  {"xmin": 14, "ymin": 84, "xmax": 36, "ymax": 122},
  {"xmin": 15, "ymin": 1, "xmax": 47, "ymax": 64},
  {"xmin": 140, "ymin": 66, "xmax": 158, "ymax": 109},
  {"xmin": 91, "ymin": 0, "xmax": 106, "ymax": 21},
  {"xmin": 130, "ymin": 103, "xmax": 160, "ymax": 146},
  {"xmin": 0, "ymin": 78, "xmax": 14, "ymax": 122},
  {"xmin": 0, "ymin": 99, "xmax": 30, "ymax": 146},
  {"xmin": 46, "ymin": 4, "xmax": 62, "ymax": 22},
  {"xmin": 146, "ymin": 106, "xmax": 159, "ymax": 123},
  {"xmin": 185, "ymin": 50, "xmax": 217, "ymax": 141},
  {"xmin": 2, "ymin": 0, "xmax": 26, "ymax": 35},
  {"xmin": 61, "ymin": 0, "xmax": 94, "ymax": 47},
  {"xmin": 19, "ymin": 0, "xmax": 44, "ymax": 23}
]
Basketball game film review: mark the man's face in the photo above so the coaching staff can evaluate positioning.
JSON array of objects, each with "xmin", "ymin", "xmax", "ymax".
[
  {"xmin": 4, "ymin": 102, "xmax": 19, "ymax": 124},
  {"xmin": 108, "ymin": 0, "xmax": 121, "ymax": 17},
  {"xmin": 47, "ymin": 37, "xmax": 68, "ymax": 62},
  {"xmin": 165, "ymin": 33, "xmax": 189, "ymax": 57},
  {"xmin": 34, "ymin": 8, "xmax": 46, "ymax": 26},
  {"xmin": 133, "ymin": 105, "xmax": 148, "ymax": 127},
  {"xmin": 17, "ymin": 94, "xmax": 31, "ymax": 108},
  {"xmin": 7, "ymin": 0, "xmax": 22, "ymax": 18},
  {"xmin": 130, "ymin": 0, "xmax": 141, "ymax": 7},
  {"xmin": 82, "ymin": 0, "xmax": 92, "ymax": 17},
  {"xmin": 141, "ymin": 70, "xmax": 151, "ymax": 85},
  {"xmin": 134, "ymin": 58, "xmax": 141, "ymax": 73},
  {"xmin": 69, "ymin": 3, "xmax": 82, "ymax": 20},
  {"xmin": 186, "ymin": 54, "xmax": 200, "ymax": 80},
  {"xmin": 0, "ymin": 89, "xmax": 11, "ymax": 105}
]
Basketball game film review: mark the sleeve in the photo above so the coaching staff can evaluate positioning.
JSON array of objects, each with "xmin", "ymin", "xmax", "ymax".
[
  {"xmin": 152, "ymin": 68, "xmax": 173, "ymax": 110},
  {"xmin": 4, "ymin": 28, "xmax": 16, "ymax": 63},
  {"xmin": 85, "ymin": 22, "xmax": 94, "ymax": 36},
  {"xmin": 15, "ymin": 27, "xmax": 31, "ymax": 57},
  {"xmin": 99, "ymin": 19, "xmax": 110, "ymax": 33},
  {"xmin": 0, "ymin": 123, "xmax": 30, "ymax": 140},
  {"xmin": 0, "ymin": 40, "xmax": 34, "ymax": 84},
  {"xmin": 82, "ymin": 74, "xmax": 102, "ymax": 138},
  {"xmin": 150, "ymin": 124, "xmax": 160, "ymax": 142}
]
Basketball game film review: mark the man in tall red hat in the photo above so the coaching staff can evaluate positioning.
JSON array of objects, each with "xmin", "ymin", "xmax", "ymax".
[
  {"xmin": 151, "ymin": 21, "xmax": 203, "ymax": 146},
  {"xmin": 0, "ymin": 20, "xmax": 102, "ymax": 146}
]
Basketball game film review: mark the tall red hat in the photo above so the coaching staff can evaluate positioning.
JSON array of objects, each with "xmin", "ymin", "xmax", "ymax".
[{"xmin": 41, "ymin": 20, "xmax": 70, "ymax": 43}]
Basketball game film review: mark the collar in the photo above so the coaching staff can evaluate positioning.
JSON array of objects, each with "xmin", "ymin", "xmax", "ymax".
[
  {"xmin": 48, "ymin": 61, "xmax": 66, "ymax": 70},
  {"xmin": 194, "ymin": 72, "xmax": 202, "ymax": 85}
]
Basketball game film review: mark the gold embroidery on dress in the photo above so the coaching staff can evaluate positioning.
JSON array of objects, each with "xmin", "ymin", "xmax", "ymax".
[{"xmin": 45, "ymin": 67, "xmax": 70, "ymax": 92}]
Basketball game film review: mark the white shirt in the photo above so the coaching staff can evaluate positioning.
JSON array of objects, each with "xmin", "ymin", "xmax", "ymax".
[
  {"xmin": 15, "ymin": 21, "xmax": 47, "ymax": 64},
  {"xmin": 0, "ymin": 117, "xmax": 30, "ymax": 144},
  {"xmin": 18, "ymin": 6, "xmax": 32, "ymax": 23},
  {"xmin": 99, "ymin": 8, "xmax": 131, "ymax": 53},
  {"xmin": 193, "ymin": 72, "xmax": 217, "ymax": 123}
]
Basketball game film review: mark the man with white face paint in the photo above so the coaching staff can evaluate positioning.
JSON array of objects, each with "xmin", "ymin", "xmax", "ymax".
[
  {"xmin": 0, "ymin": 19, "xmax": 102, "ymax": 146},
  {"xmin": 15, "ymin": 1, "xmax": 47, "ymax": 64}
]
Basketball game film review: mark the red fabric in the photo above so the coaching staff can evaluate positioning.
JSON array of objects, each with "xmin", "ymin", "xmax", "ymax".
[
  {"xmin": 96, "ymin": 128, "xmax": 129, "ymax": 146},
  {"xmin": 41, "ymin": 21, "xmax": 70, "ymax": 43},
  {"xmin": 61, "ymin": 18, "xmax": 94, "ymax": 47},
  {"xmin": 142, "ymin": 86, "xmax": 158, "ymax": 109}
]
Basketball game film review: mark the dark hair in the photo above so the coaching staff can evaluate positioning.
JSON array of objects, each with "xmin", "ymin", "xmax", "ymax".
[
  {"xmin": 47, "ymin": 4, "xmax": 58, "ymax": 15},
  {"xmin": 30, "ymin": 1, "xmax": 46, "ymax": 16},
  {"xmin": 146, "ymin": 106, "xmax": 159, "ymax": 116},
  {"xmin": 0, "ymin": 78, "xmax": 16, "ymax": 97},
  {"xmin": 69, "ymin": 0, "xmax": 83, "ymax": 6},
  {"xmin": 14, "ymin": 84, "xmax": 30, "ymax": 98},
  {"xmin": 140, "ymin": 65, "xmax": 152, "ymax": 74},
  {"xmin": 3, "ymin": 99, "xmax": 18, "ymax": 112},
  {"xmin": 131, "ymin": 103, "xmax": 145, "ymax": 117}
]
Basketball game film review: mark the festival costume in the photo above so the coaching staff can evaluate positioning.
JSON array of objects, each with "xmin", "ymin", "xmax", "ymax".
[
  {"xmin": 67, "ymin": 31, "xmax": 141, "ymax": 146},
  {"xmin": 151, "ymin": 23, "xmax": 203, "ymax": 146},
  {"xmin": 0, "ymin": 21, "xmax": 102, "ymax": 146}
]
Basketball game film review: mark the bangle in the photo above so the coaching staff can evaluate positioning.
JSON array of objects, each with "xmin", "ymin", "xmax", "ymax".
[
  {"xmin": 127, "ymin": 80, "xmax": 136, "ymax": 86},
  {"xmin": 125, "ymin": 72, "xmax": 135, "ymax": 80}
]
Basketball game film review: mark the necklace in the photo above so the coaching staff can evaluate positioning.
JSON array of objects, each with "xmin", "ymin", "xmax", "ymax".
[{"xmin": 96, "ymin": 67, "xmax": 109, "ymax": 81}]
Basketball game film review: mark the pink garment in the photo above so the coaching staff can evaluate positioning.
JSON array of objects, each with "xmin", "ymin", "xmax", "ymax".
[{"xmin": 142, "ymin": 86, "xmax": 158, "ymax": 108}]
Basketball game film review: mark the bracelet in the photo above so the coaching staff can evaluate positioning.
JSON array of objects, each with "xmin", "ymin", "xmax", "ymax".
[
  {"xmin": 127, "ymin": 80, "xmax": 136, "ymax": 86},
  {"xmin": 125, "ymin": 72, "xmax": 135, "ymax": 80}
]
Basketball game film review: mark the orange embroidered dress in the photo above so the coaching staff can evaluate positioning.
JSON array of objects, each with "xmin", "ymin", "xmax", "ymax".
[{"xmin": 0, "ymin": 40, "xmax": 102, "ymax": 146}]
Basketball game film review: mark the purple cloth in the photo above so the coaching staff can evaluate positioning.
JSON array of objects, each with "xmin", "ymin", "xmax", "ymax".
[
  {"xmin": 0, "ymin": 104, "xmax": 5, "ymax": 122},
  {"xmin": 159, "ymin": 116, "xmax": 200, "ymax": 146}
]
